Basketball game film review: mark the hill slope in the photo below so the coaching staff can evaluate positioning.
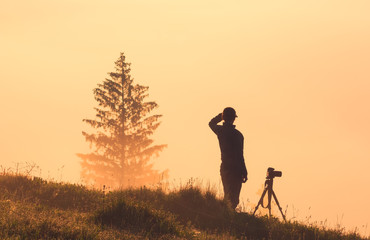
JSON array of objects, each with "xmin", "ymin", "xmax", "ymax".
[{"xmin": 0, "ymin": 174, "xmax": 367, "ymax": 240}]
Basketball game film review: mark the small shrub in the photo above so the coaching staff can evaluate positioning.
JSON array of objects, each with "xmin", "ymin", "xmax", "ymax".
[{"xmin": 94, "ymin": 197, "xmax": 189, "ymax": 238}]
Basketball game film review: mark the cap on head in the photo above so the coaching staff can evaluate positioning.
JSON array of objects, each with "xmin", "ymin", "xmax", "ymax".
[{"xmin": 222, "ymin": 107, "xmax": 237, "ymax": 121}]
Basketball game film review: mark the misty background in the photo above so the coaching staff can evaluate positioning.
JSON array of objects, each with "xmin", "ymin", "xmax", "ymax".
[{"xmin": 1, "ymin": 0, "xmax": 369, "ymax": 234}]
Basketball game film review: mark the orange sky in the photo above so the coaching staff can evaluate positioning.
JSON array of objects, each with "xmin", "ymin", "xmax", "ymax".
[{"xmin": 1, "ymin": 0, "xmax": 369, "ymax": 235}]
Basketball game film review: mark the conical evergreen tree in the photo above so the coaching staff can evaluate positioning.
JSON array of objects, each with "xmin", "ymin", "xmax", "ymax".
[{"xmin": 77, "ymin": 53, "xmax": 167, "ymax": 188}]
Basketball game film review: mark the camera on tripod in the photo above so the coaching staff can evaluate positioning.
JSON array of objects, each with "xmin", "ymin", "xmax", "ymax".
[
  {"xmin": 266, "ymin": 167, "xmax": 282, "ymax": 179},
  {"xmin": 254, "ymin": 167, "xmax": 286, "ymax": 221}
]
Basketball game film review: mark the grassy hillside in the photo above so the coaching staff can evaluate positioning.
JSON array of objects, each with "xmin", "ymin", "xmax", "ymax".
[{"xmin": 0, "ymin": 174, "xmax": 367, "ymax": 240}]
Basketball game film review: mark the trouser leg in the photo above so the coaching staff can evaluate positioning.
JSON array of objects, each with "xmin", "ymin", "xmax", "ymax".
[
  {"xmin": 221, "ymin": 170, "xmax": 242, "ymax": 209},
  {"xmin": 229, "ymin": 179, "xmax": 242, "ymax": 209}
]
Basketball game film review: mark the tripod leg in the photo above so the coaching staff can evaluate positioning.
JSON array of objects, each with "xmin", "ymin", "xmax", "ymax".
[
  {"xmin": 267, "ymin": 189, "xmax": 272, "ymax": 218},
  {"xmin": 271, "ymin": 190, "xmax": 286, "ymax": 222},
  {"xmin": 253, "ymin": 188, "xmax": 268, "ymax": 216}
]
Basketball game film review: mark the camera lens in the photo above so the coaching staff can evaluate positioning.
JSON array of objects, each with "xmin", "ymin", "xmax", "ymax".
[{"xmin": 274, "ymin": 171, "xmax": 282, "ymax": 177}]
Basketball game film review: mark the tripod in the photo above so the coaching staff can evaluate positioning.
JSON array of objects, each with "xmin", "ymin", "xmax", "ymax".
[{"xmin": 253, "ymin": 177, "xmax": 286, "ymax": 222}]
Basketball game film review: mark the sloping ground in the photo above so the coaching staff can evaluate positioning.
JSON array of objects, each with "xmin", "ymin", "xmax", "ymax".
[{"xmin": 0, "ymin": 174, "xmax": 367, "ymax": 240}]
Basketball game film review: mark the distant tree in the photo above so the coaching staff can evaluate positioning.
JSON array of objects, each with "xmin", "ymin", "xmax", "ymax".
[{"xmin": 77, "ymin": 53, "xmax": 167, "ymax": 188}]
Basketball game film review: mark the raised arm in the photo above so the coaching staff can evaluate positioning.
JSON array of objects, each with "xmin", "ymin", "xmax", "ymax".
[{"xmin": 209, "ymin": 113, "xmax": 223, "ymax": 134}]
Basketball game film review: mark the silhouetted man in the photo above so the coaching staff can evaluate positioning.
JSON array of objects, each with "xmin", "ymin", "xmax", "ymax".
[{"xmin": 209, "ymin": 107, "xmax": 247, "ymax": 209}]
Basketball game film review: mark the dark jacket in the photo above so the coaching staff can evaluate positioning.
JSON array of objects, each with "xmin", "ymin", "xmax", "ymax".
[{"xmin": 209, "ymin": 114, "xmax": 248, "ymax": 177}]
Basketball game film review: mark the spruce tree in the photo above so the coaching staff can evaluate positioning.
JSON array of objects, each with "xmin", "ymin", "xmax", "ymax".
[{"xmin": 77, "ymin": 53, "xmax": 167, "ymax": 188}]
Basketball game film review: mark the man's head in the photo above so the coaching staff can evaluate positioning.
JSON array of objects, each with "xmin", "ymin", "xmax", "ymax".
[{"xmin": 222, "ymin": 107, "xmax": 237, "ymax": 123}]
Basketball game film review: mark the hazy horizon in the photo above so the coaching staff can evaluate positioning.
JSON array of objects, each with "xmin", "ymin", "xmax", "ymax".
[{"xmin": 1, "ymin": 0, "xmax": 369, "ymax": 235}]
